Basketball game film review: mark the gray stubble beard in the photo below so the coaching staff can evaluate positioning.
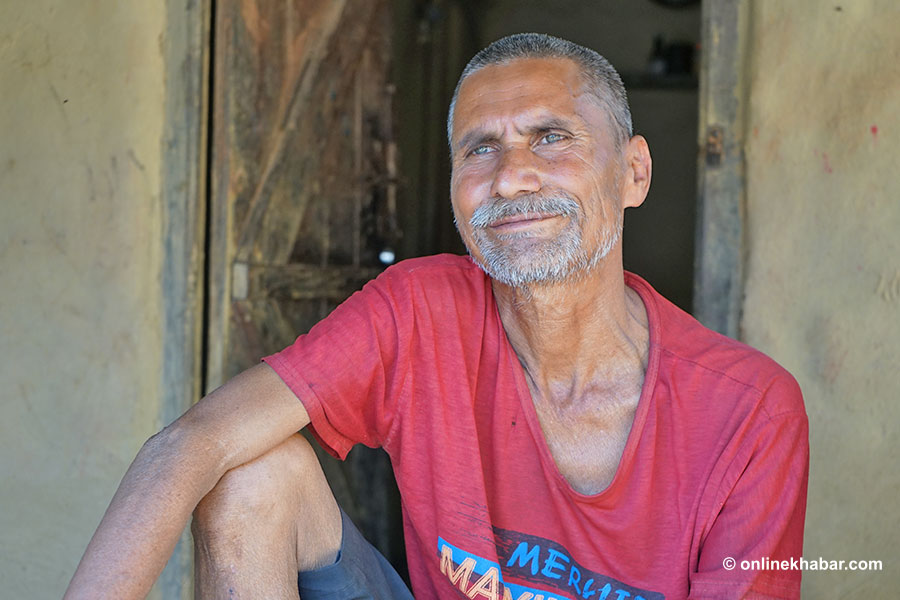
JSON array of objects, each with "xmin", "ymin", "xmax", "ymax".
[{"xmin": 461, "ymin": 192, "xmax": 622, "ymax": 288}]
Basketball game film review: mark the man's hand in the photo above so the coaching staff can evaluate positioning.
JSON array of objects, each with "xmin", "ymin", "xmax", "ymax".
[{"xmin": 64, "ymin": 362, "xmax": 309, "ymax": 599}]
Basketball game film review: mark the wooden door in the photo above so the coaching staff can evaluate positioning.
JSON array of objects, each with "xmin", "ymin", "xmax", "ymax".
[{"xmin": 206, "ymin": 0, "xmax": 404, "ymax": 570}]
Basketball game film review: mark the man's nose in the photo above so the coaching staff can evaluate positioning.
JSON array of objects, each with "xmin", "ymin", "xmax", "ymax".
[{"xmin": 489, "ymin": 146, "xmax": 542, "ymax": 199}]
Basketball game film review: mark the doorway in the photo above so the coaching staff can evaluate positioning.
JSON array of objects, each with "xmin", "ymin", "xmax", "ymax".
[
  {"xmin": 200, "ymin": 0, "xmax": 702, "ymax": 583},
  {"xmin": 392, "ymin": 0, "xmax": 700, "ymax": 311}
]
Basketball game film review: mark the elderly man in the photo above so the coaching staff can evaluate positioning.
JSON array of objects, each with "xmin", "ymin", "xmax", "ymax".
[{"xmin": 67, "ymin": 33, "xmax": 808, "ymax": 599}]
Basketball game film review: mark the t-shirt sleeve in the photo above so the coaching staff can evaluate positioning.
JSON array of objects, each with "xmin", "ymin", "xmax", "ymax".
[
  {"xmin": 262, "ymin": 267, "xmax": 412, "ymax": 460},
  {"xmin": 689, "ymin": 375, "xmax": 809, "ymax": 599}
]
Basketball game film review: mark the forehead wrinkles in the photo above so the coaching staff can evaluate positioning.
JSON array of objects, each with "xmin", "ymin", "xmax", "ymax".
[{"xmin": 452, "ymin": 59, "xmax": 588, "ymax": 142}]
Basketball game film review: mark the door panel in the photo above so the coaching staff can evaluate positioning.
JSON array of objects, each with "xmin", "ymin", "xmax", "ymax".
[{"xmin": 207, "ymin": 0, "xmax": 403, "ymax": 569}]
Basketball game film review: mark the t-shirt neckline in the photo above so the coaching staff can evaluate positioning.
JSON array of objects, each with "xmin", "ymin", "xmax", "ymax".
[{"xmin": 496, "ymin": 271, "xmax": 663, "ymax": 503}]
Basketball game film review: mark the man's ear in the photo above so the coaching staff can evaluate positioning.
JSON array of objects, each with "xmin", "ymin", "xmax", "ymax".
[{"xmin": 621, "ymin": 135, "xmax": 652, "ymax": 209}]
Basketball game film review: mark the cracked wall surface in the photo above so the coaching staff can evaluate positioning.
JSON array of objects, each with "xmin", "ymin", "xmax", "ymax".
[{"xmin": 741, "ymin": 1, "xmax": 900, "ymax": 596}]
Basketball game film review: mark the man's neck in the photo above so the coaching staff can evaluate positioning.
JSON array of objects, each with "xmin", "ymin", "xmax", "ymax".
[{"xmin": 492, "ymin": 256, "xmax": 650, "ymax": 407}]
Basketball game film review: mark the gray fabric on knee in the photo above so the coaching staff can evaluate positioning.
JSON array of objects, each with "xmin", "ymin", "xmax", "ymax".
[{"xmin": 296, "ymin": 508, "xmax": 413, "ymax": 600}]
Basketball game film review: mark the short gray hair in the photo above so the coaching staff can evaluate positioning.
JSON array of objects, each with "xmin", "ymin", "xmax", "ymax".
[{"xmin": 447, "ymin": 33, "xmax": 633, "ymax": 151}]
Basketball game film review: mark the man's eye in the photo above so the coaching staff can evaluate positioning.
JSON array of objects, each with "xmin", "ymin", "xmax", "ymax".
[
  {"xmin": 541, "ymin": 133, "xmax": 566, "ymax": 144},
  {"xmin": 471, "ymin": 145, "xmax": 493, "ymax": 156}
]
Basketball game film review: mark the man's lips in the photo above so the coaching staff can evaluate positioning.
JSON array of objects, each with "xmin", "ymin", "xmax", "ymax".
[{"xmin": 488, "ymin": 212, "xmax": 560, "ymax": 230}]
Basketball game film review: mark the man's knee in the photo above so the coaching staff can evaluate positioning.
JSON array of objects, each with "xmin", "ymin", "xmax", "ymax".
[{"xmin": 192, "ymin": 433, "xmax": 330, "ymax": 537}]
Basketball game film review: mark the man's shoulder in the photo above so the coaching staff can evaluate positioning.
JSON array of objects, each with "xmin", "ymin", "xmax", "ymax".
[
  {"xmin": 376, "ymin": 253, "xmax": 487, "ymax": 293},
  {"xmin": 385, "ymin": 253, "xmax": 481, "ymax": 277},
  {"xmin": 360, "ymin": 254, "xmax": 492, "ymax": 320},
  {"xmin": 630, "ymin": 273, "xmax": 804, "ymax": 416}
]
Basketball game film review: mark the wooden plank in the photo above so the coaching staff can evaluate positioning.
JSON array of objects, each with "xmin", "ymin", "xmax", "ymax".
[
  {"xmin": 693, "ymin": 0, "xmax": 749, "ymax": 337},
  {"xmin": 208, "ymin": 0, "xmax": 395, "ymax": 383},
  {"xmin": 157, "ymin": 0, "xmax": 211, "ymax": 597},
  {"xmin": 205, "ymin": 0, "xmax": 234, "ymax": 393},
  {"xmin": 239, "ymin": 263, "xmax": 382, "ymax": 301},
  {"xmin": 231, "ymin": 0, "xmax": 350, "ymax": 264}
]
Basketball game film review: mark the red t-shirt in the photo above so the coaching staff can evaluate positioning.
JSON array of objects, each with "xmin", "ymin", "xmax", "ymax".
[{"xmin": 264, "ymin": 254, "xmax": 808, "ymax": 600}]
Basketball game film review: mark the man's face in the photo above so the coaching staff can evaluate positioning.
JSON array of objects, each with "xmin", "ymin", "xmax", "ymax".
[{"xmin": 449, "ymin": 57, "xmax": 627, "ymax": 287}]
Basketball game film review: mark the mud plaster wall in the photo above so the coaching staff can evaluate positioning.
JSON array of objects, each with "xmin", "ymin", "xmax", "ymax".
[
  {"xmin": 0, "ymin": 3, "xmax": 173, "ymax": 598},
  {"xmin": 740, "ymin": 1, "xmax": 900, "ymax": 596}
]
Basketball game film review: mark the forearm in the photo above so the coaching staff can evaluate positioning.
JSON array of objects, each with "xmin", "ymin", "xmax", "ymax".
[
  {"xmin": 65, "ymin": 363, "xmax": 309, "ymax": 598},
  {"xmin": 65, "ymin": 425, "xmax": 225, "ymax": 599}
]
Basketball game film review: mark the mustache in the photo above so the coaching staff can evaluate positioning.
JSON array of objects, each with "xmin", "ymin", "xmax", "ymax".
[{"xmin": 468, "ymin": 192, "xmax": 580, "ymax": 228}]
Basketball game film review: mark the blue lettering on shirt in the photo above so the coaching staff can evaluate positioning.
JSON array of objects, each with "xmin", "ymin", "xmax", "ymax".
[
  {"xmin": 542, "ymin": 548, "xmax": 570, "ymax": 580},
  {"xmin": 507, "ymin": 541, "xmax": 541, "ymax": 576},
  {"xmin": 437, "ymin": 530, "xmax": 664, "ymax": 600}
]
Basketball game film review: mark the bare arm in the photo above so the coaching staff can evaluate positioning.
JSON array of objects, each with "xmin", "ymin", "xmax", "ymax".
[{"xmin": 64, "ymin": 362, "xmax": 308, "ymax": 600}]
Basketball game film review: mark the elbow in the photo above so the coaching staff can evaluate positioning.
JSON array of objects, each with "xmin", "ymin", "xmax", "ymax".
[
  {"xmin": 138, "ymin": 416, "xmax": 229, "ymax": 492},
  {"xmin": 141, "ymin": 421, "xmax": 187, "ymax": 458}
]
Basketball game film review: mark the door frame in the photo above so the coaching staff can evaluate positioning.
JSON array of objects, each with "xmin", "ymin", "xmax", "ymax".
[{"xmin": 694, "ymin": 0, "xmax": 749, "ymax": 337}]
